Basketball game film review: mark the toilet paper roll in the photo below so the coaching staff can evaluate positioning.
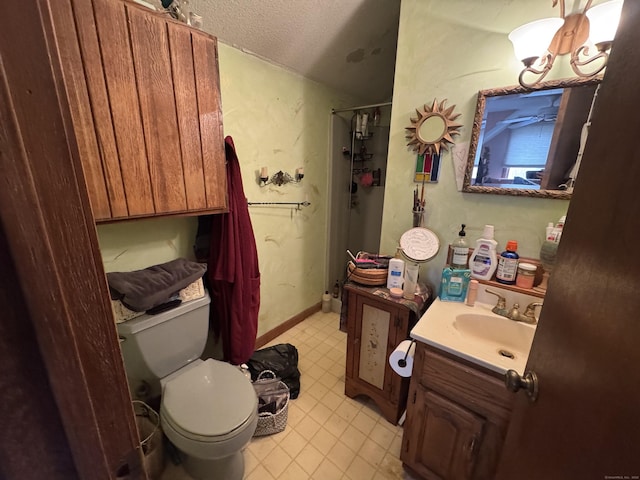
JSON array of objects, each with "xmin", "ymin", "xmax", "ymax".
[{"xmin": 389, "ymin": 340, "xmax": 416, "ymax": 377}]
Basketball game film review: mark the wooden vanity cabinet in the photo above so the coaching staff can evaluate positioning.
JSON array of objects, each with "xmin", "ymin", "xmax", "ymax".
[
  {"xmin": 401, "ymin": 343, "xmax": 514, "ymax": 480},
  {"xmin": 51, "ymin": 0, "xmax": 227, "ymax": 222},
  {"xmin": 344, "ymin": 284, "xmax": 416, "ymax": 424}
]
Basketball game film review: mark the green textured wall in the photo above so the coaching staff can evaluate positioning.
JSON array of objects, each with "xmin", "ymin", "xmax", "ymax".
[{"xmin": 381, "ymin": 0, "xmax": 579, "ymax": 290}]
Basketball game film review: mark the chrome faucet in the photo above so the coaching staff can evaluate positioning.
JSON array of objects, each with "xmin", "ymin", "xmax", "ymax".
[{"xmin": 485, "ymin": 289, "xmax": 542, "ymax": 324}]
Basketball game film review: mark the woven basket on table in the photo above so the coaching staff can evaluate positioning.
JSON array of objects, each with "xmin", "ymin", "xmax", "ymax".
[
  {"xmin": 252, "ymin": 370, "xmax": 290, "ymax": 437},
  {"xmin": 346, "ymin": 261, "xmax": 388, "ymax": 286}
]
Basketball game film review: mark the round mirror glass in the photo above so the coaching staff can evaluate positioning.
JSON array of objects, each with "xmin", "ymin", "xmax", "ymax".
[{"xmin": 417, "ymin": 115, "xmax": 447, "ymax": 144}]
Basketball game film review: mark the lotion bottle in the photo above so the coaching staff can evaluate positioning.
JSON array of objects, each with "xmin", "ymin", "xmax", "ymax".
[
  {"xmin": 469, "ymin": 225, "xmax": 498, "ymax": 280},
  {"xmin": 387, "ymin": 257, "xmax": 405, "ymax": 289}
]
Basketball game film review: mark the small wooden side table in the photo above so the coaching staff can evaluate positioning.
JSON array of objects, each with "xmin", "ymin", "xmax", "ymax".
[{"xmin": 343, "ymin": 282, "xmax": 430, "ymax": 424}]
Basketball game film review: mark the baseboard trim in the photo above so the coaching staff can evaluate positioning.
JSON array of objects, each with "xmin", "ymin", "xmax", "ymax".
[{"xmin": 255, "ymin": 302, "xmax": 322, "ymax": 349}]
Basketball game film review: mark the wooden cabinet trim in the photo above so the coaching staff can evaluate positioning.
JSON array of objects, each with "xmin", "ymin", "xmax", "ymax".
[{"xmin": 419, "ymin": 347, "xmax": 513, "ymax": 422}]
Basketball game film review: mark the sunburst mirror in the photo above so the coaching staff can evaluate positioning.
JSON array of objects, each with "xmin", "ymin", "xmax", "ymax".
[{"xmin": 406, "ymin": 99, "xmax": 462, "ymax": 156}]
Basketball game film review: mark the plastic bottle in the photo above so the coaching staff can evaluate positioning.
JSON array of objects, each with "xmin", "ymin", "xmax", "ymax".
[
  {"xmin": 469, "ymin": 225, "xmax": 498, "ymax": 281},
  {"xmin": 403, "ymin": 263, "xmax": 419, "ymax": 299},
  {"xmin": 451, "ymin": 224, "xmax": 469, "ymax": 269},
  {"xmin": 547, "ymin": 215, "xmax": 566, "ymax": 243},
  {"xmin": 496, "ymin": 240, "xmax": 519, "ymax": 285},
  {"xmin": 545, "ymin": 222, "xmax": 554, "ymax": 240},
  {"xmin": 373, "ymin": 107, "xmax": 381, "ymax": 126},
  {"xmin": 387, "ymin": 258, "xmax": 405, "ymax": 289},
  {"xmin": 322, "ymin": 291, "xmax": 332, "ymax": 313},
  {"xmin": 332, "ymin": 280, "xmax": 340, "ymax": 298},
  {"xmin": 466, "ymin": 279, "xmax": 479, "ymax": 306}
]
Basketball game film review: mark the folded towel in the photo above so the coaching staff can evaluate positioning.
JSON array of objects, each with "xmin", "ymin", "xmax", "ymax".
[
  {"xmin": 111, "ymin": 278, "xmax": 206, "ymax": 323},
  {"xmin": 107, "ymin": 258, "xmax": 207, "ymax": 312}
]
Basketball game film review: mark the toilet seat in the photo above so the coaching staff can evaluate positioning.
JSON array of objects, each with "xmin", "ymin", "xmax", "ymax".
[{"xmin": 161, "ymin": 359, "xmax": 257, "ymax": 441}]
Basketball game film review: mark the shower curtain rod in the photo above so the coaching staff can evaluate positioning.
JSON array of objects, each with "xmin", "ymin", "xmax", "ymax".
[{"xmin": 331, "ymin": 101, "xmax": 392, "ymax": 114}]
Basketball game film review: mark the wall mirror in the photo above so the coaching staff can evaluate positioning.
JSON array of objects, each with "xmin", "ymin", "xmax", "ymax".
[
  {"xmin": 406, "ymin": 99, "xmax": 462, "ymax": 156},
  {"xmin": 463, "ymin": 77, "xmax": 601, "ymax": 199}
]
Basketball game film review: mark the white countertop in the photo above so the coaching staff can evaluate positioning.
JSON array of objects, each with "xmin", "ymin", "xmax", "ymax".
[{"xmin": 410, "ymin": 297, "xmax": 537, "ymax": 375}]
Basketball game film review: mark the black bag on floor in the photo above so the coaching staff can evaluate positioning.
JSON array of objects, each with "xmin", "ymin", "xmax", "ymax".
[{"xmin": 247, "ymin": 344, "xmax": 301, "ymax": 399}]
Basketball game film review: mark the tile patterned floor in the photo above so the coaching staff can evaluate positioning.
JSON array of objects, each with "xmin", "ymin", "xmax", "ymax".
[{"xmin": 162, "ymin": 310, "xmax": 420, "ymax": 480}]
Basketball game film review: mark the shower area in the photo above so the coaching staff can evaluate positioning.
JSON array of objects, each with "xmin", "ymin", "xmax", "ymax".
[{"xmin": 327, "ymin": 102, "xmax": 392, "ymax": 290}]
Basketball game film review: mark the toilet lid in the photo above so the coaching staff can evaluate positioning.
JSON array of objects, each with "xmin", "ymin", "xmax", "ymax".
[{"xmin": 162, "ymin": 359, "xmax": 257, "ymax": 438}]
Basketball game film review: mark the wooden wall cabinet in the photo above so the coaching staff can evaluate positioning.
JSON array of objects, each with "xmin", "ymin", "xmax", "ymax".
[
  {"xmin": 51, "ymin": 0, "xmax": 227, "ymax": 222},
  {"xmin": 344, "ymin": 284, "xmax": 416, "ymax": 424},
  {"xmin": 401, "ymin": 343, "xmax": 514, "ymax": 480}
]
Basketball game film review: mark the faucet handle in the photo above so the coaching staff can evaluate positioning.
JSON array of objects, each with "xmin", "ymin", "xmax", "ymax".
[
  {"xmin": 523, "ymin": 302, "xmax": 543, "ymax": 323},
  {"xmin": 485, "ymin": 289, "xmax": 506, "ymax": 308},
  {"xmin": 485, "ymin": 289, "xmax": 508, "ymax": 316}
]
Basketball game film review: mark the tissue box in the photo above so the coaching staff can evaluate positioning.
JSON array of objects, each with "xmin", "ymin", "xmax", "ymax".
[{"xmin": 439, "ymin": 267, "xmax": 471, "ymax": 302}]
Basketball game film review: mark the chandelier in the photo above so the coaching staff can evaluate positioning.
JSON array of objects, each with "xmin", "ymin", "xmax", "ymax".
[{"xmin": 508, "ymin": 0, "xmax": 624, "ymax": 88}]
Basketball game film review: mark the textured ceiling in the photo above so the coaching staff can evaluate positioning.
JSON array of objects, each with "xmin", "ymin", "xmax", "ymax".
[{"xmin": 189, "ymin": 0, "xmax": 401, "ymax": 103}]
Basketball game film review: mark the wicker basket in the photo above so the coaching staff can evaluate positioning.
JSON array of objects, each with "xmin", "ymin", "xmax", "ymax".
[
  {"xmin": 252, "ymin": 370, "xmax": 290, "ymax": 437},
  {"xmin": 346, "ymin": 261, "xmax": 388, "ymax": 286},
  {"xmin": 132, "ymin": 401, "xmax": 163, "ymax": 480}
]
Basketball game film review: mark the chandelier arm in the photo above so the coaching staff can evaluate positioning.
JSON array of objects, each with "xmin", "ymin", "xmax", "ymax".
[
  {"xmin": 570, "ymin": 46, "xmax": 609, "ymax": 78},
  {"xmin": 518, "ymin": 53, "xmax": 554, "ymax": 88},
  {"xmin": 557, "ymin": 0, "xmax": 565, "ymax": 19},
  {"xmin": 581, "ymin": 0, "xmax": 594, "ymax": 14}
]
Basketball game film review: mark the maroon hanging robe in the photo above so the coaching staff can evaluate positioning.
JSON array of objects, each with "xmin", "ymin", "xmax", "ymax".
[{"xmin": 208, "ymin": 137, "xmax": 260, "ymax": 364}]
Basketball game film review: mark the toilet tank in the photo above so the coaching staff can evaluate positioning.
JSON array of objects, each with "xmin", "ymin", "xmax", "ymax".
[{"xmin": 117, "ymin": 293, "xmax": 211, "ymax": 395}]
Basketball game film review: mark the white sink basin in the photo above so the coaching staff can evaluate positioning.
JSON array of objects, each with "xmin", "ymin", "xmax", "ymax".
[
  {"xmin": 411, "ymin": 295, "xmax": 539, "ymax": 375},
  {"xmin": 453, "ymin": 313, "xmax": 535, "ymax": 355}
]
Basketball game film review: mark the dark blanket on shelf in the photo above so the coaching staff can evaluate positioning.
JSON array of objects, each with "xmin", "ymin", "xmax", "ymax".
[{"xmin": 107, "ymin": 258, "xmax": 206, "ymax": 312}]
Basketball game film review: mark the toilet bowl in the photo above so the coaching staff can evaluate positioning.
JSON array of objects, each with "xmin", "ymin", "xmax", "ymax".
[
  {"xmin": 160, "ymin": 358, "xmax": 258, "ymax": 480},
  {"xmin": 115, "ymin": 294, "xmax": 258, "ymax": 480}
]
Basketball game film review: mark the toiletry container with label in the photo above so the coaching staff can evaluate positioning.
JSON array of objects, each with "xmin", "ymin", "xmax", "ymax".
[
  {"xmin": 387, "ymin": 258, "xmax": 405, "ymax": 289},
  {"xmin": 496, "ymin": 240, "xmax": 519, "ymax": 285},
  {"xmin": 469, "ymin": 225, "xmax": 498, "ymax": 281},
  {"xmin": 451, "ymin": 224, "xmax": 469, "ymax": 269},
  {"xmin": 516, "ymin": 262, "xmax": 537, "ymax": 289},
  {"xmin": 440, "ymin": 267, "xmax": 471, "ymax": 302}
]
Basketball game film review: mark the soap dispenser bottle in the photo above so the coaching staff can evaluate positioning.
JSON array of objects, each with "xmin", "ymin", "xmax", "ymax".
[
  {"xmin": 451, "ymin": 224, "xmax": 469, "ymax": 269},
  {"xmin": 469, "ymin": 225, "xmax": 498, "ymax": 280}
]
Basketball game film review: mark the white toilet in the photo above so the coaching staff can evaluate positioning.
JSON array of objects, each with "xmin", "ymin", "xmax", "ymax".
[{"xmin": 117, "ymin": 293, "xmax": 258, "ymax": 480}]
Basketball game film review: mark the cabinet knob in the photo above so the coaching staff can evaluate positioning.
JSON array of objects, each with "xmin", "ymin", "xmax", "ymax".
[{"xmin": 505, "ymin": 369, "xmax": 539, "ymax": 403}]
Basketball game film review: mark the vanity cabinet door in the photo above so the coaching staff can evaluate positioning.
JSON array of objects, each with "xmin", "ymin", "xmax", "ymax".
[
  {"xmin": 403, "ymin": 388, "xmax": 484, "ymax": 480},
  {"xmin": 344, "ymin": 286, "xmax": 411, "ymax": 424},
  {"xmin": 401, "ymin": 342, "xmax": 513, "ymax": 480},
  {"xmin": 52, "ymin": 0, "xmax": 227, "ymax": 221}
]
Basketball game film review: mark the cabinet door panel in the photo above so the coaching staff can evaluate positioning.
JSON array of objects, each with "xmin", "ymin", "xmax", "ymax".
[
  {"xmin": 192, "ymin": 34, "xmax": 227, "ymax": 210},
  {"xmin": 93, "ymin": 0, "xmax": 154, "ymax": 216},
  {"xmin": 358, "ymin": 304, "xmax": 390, "ymax": 389},
  {"xmin": 167, "ymin": 24, "xmax": 207, "ymax": 210},
  {"xmin": 408, "ymin": 389, "xmax": 484, "ymax": 480},
  {"xmin": 128, "ymin": 6, "xmax": 187, "ymax": 213},
  {"xmin": 49, "ymin": 0, "xmax": 112, "ymax": 219},
  {"xmin": 67, "ymin": 0, "xmax": 129, "ymax": 218}
]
